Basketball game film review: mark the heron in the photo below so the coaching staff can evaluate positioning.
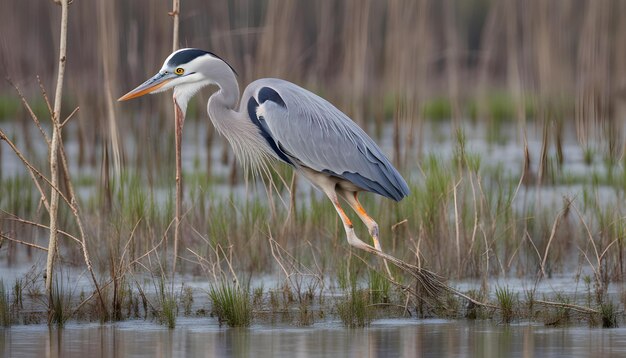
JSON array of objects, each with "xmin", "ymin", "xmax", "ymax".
[{"xmin": 118, "ymin": 48, "xmax": 411, "ymax": 279}]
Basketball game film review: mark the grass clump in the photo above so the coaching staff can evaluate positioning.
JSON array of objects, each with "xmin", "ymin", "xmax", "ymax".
[
  {"xmin": 0, "ymin": 280, "xmax": 11, "ymax": 326},
  {"xmin": 544, "ymin": 293, "xmax": 571, "ymax": 326},
  {"xmin": 600, "ymin": 301, "xmax": 619, "ymax": 328},
  {"xmin": 50, "ymin": 277, "xmax": 72, "ymax": 327},
  {"xmin": 181, "ymin": 285, "xmax": 194, "ymax": 316},
  {"xmin": 209, "ymin": 281, "xmax": 252, "ymax": 327},
  {"xmin": 156, "ymin": 279, "xmax": 177, "ymax": 329},
  {"xmin": 495, "ymin": 286, "xmax": 516, "ymax": 323},
  {"xmin": 368, "ymin": 269, "xmax": 390, "ymax": 304},
  {"xmin": 298, "ymin": 300, "xmax": 314, "ymax": 326},
  {"xmin": 465, "ymin": 289, "xmax": 488, "ymax": 320},
  {"xmin": 336, "ymin": 288, "xmax": 371, "ymax": 328}
]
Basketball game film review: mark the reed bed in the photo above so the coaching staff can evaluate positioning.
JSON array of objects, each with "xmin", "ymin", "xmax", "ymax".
[{"xmin": 1, "ymin": 0, "xmax": 626, "ymax": 328}]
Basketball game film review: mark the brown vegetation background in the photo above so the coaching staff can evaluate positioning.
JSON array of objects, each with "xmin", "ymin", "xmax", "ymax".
[{"xmin": 2, "ymin": 0, "xmax": 625, "ymax": 126}]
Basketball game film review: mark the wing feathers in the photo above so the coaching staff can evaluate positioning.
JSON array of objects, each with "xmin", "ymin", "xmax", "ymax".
[{"xmin": 242, "ymin": 79, "xmax": 410, "ymax": 200}]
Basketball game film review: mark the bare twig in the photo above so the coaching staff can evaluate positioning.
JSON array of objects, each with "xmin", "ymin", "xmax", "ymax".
[
  {"xmin": 540, "ymin": 207, "xmax": 568, "ymax": 278},
  {"xmin": 36, "ymin": 76, "xmax": 54, "ymax": 118},
  {"xmin": 535, "ymin": 299, "xmax": 598, "ymax": 314},
  {"xmin": 60, "ymin": 106, "xmax": 80, "ymax": 128},
  {"xmin": 170, "ymin": 0, "xmax": 180, "ymax": 51},
  {"xmin": 0, "ymin": 129, "xmax": 51, "ymax": 212},
  {"xmin": 45, "ymin": 0, "xmax": 69, "ymax": 312},
  {"xmin": 453, "ymin": 177, "xmax": 462, "ymax": 274},
  {"xmin": 6, "ymin": 78, "xmax": 51, "ymax": 147},
  {"xmin": 2, "ymin": 211, "xmax": 81, "ymax": 245},
  {"xmin": 0, "ymin": 233, "xmax": 48, "ymax": 251},
  {"xmin": 172, "ymin": 99, "xmax": 184, "ymax": 284}
]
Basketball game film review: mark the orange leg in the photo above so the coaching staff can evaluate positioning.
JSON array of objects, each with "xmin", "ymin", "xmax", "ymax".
[{"xmin": 340, "ymin": 191, "xmax": 393, "ymax": 278}]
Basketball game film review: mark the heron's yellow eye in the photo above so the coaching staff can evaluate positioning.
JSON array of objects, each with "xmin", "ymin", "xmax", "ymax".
[{"xmin": 174, "ymin": 68, "xmax": 184, "ymax": 75}]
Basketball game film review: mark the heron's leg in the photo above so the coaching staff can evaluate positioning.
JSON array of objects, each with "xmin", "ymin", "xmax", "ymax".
[
  {"xmin": 316, "ymin": 182, "xmax": 373, "ymax": 252},
  {"xmin": 323, "ymin": 188, "xmax": 412, "ymax": 276},
  {"xmin": 339, "ymin": 191, "xmax": 393, "ymax": 278}
]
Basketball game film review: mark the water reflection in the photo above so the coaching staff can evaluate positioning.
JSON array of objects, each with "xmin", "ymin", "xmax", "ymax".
[{"xmin": 2, "ymin": 318, "xmax": 626, "ymax": 357}]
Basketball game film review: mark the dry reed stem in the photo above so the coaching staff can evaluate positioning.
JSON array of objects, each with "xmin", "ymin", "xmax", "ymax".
[
  {"xmin": 5, "ymin": 6, "xmax": 107, "ymax": 316},
  {"xmin": 170, "ymin": 0, "xmax": 180, "ymax": 51},
  {"xmin": 36, "ymin": 76, "xmax": 54, "ymax": 119},
  {"xmin": 97, "ymin": 0, "xmax": 123, "ymax": 177},
  {"xmin": 0, "ymin": 233, "xmax": 48, "ymax": 251},
  {"xmin": 187, "ymin": 226, "xmax": 239, "ymax": 286},
  {"xmin": 525, "ymin": 231, "xmax": 543, "ymax": 265},
  {"xmin": 6, "ymin": 78, "xmax": 51, "ymax": 147},
  {"xmin": 0, "ymin": 130, "xmax": 50, "ymax": 213},
  {"xmin": 172, "ymin": 100, "xmax": 184, "ymax": 282},
  {"xmin": 7, "ymin": 75, "xmax": 106, "ymax": 313},
  {"xmin": 268, "ymin": 236, "xmax": 323, "ymax": 285},
  {"xmin": 0, "ymin": 130, "xmax": 58, "ymax": 211},
  {"xmin": 534, "ymin": 299, "xmax": 598, "ymax": 314},
  {"xmin": 452, "ymin": 178, "xmax": 462, "ymax": 274},
  {"xmin": 463, "ymin": 171, "xmax": 479, "ymax": 265},
  {"xmin": 571, "ymin": 202, "xmax": 602, "ymax": 285},
  {"xmin": 60, "ymin": 106, "xmax": 80, "ymax": 128},
  {"xmin": 2, "ymin": 212, "xmax": 81, "ymax": 245},
  {"xmin": 45, "ymin": 0, "xmax": 69, "ymax": 316},
  {"xmin": 540, "ymin": 207, "xmax": 568, "ymax": 278}
]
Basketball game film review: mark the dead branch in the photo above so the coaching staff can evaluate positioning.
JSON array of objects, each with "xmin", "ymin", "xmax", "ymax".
[
  {"xmin": 535, "ymin": 299, "xmax": 598, "ymax": 314},
  {"xmin": 0, "ymin": 233, "xmax": 48, "ymax": 251}
]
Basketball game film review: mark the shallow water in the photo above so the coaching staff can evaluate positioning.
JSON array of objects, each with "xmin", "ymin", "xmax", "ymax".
[{"xmin": 2, "ymin": 318, "xmax": 626, "ymax": 358}]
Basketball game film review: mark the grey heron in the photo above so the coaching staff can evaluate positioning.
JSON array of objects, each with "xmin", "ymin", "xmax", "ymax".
[{"xmin": 119, "ymin": 48, "xmax": 410, "ymax": 278}]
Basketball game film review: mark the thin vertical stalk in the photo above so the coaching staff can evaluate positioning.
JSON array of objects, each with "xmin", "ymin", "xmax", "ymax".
[
  {"xmin": 171, "ymin": 0, "xmax": 182, "ymax": 281},
  {"xmin": 171, "ymin": 0, "xmax": 180, "ymax": 52},
  {"xmin": 46, "ymin": 0, "xmax": 68, "ymax": 318},
  {"xmin": 98, "ymin": 0, "xmax": 123, "ymax": 177},
  {"xmin": 172, "ymin": 100, "xmax": 184, "ymax": 277}
]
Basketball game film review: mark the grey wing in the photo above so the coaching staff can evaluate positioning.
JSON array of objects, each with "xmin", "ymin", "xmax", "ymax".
[{"xmin": 241, "ymin": 78, "xmax": 410, "ymax": 201}]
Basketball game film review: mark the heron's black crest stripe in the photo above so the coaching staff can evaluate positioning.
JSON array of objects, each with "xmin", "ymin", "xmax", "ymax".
[
  {"xmin": 258, "ymin": 87, "xmax": 286, "ymax": 107},
  {"xmin": 167, "ymin": 48, "xmax": 238, "ymax": 76},
  {"xmin": 247, "ymin": 97, "xmax": 293, "ymax": 165}
]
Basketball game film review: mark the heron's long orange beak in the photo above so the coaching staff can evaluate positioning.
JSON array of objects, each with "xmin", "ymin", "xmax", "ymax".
[{"xmin": 118, "ymin": 72, "xmax": 174, "ymax": 101}]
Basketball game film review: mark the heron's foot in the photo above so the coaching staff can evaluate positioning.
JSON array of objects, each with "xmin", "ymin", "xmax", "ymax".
[
  {"xmin": 347, "ymin": 230, "xmax": 395, "ymax": 280},
  {"xmin": 371, "ymin": 233, "xmax": 394, "ymax": 280},
  {"xmin": 346, "ymin": 230, "xmax": 374, "ymax": 251}
]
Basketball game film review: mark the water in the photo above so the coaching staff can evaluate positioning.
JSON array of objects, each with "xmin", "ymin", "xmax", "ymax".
[{"xmin": 2, "ymin": 318, "xmax": 626, "ymax": 357}]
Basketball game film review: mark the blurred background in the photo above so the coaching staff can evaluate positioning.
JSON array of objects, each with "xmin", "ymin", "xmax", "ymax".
[{"xmin": 2, "ymin": 0, "xmax": 625, "ymax": 169}]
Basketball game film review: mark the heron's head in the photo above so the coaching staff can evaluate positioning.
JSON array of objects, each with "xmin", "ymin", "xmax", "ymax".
[{"xmin": 118, "ymin": 48, "xmax": 237, "ymax": 112}]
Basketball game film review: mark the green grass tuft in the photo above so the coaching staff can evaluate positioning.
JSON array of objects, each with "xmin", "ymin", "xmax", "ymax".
[
  {"xmin": 368, "ymin": 269, "xmax": 390, "ymax": 304},
  {"xmin": 495, "ymin": 286, "xmax": 516, "ymax": 323},
  {"xmin": 50, "ymin": 276, "xmax": 72, "ymax": 327},
  {"xmin": 600, "ymin": 301, "xmax": 618, "ymax": 328},
  {"xmin": 336, "ymin": 288, "xmax": 371, "ymax": 328},
  {"xmin": 209, "ymin": 282, "xmax": 252, "ymax": 327},
  {"xmin": 0, "ymin": 280, "xmax": 11, "ymax": 326},
  {"xmin": 156, "ymin": 279, "xmax": 177, "ymax": 329}
]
